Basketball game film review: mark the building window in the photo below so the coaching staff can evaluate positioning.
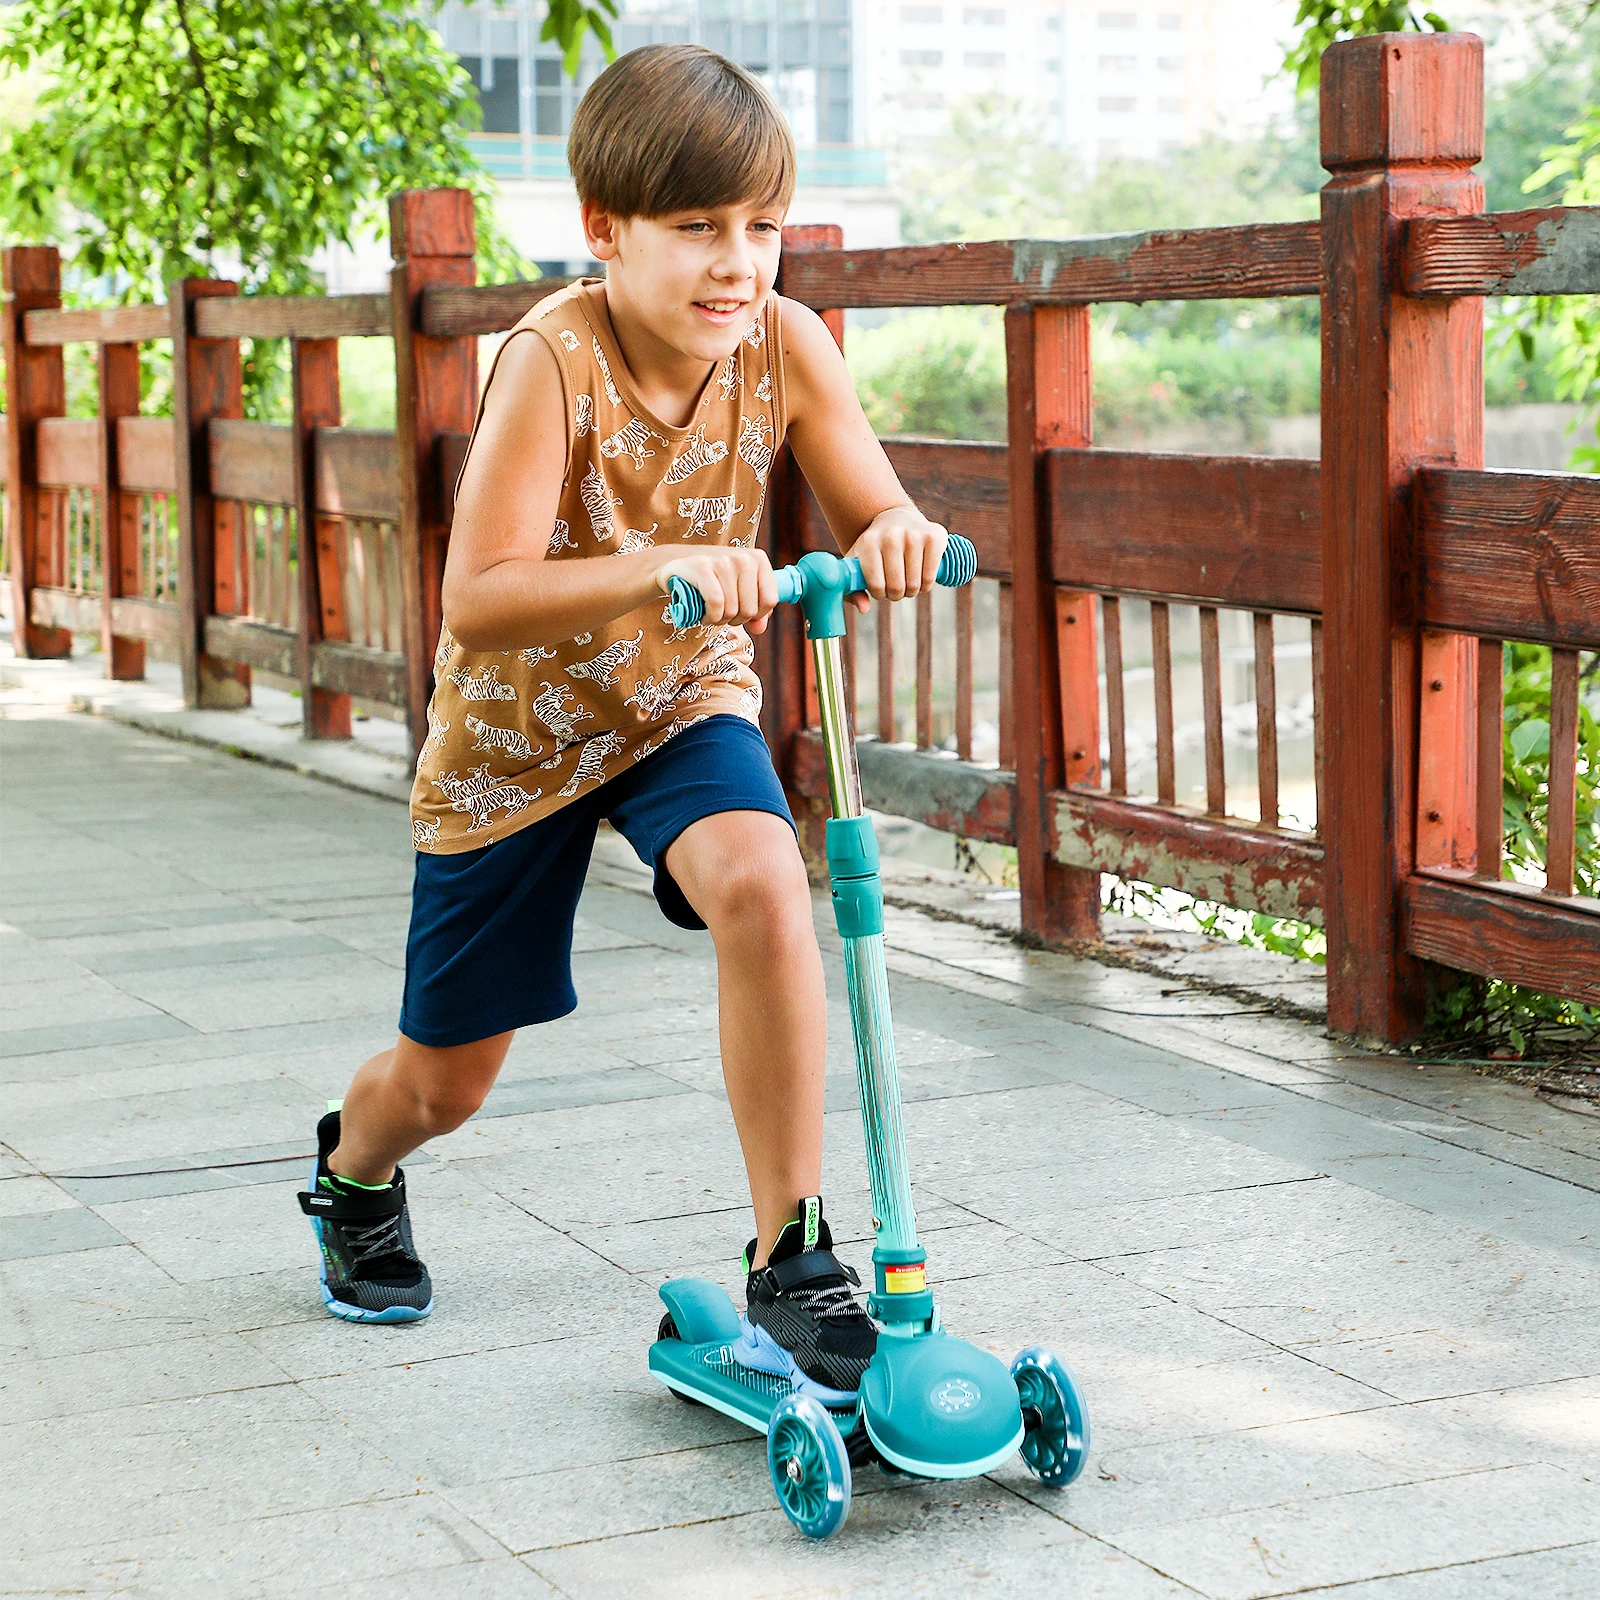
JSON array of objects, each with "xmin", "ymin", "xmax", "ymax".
[
  {"xmin": 1098, "ymin": 95, "xmax": 1136, "ymax": 113},
  {"xmin": 1098, "ymin": 11, "xmax": 1137, "ymax": 25},
  {"xmin": 460, "ymin": 55, "xmax": 520, "ymax": 134},
  {"xmin": 1158, "ymin": 12, "xmax": 1183, "ymax": 28},
  {"xmin": 965, "ymin": 50, "xmax": 1005, "ymax": 68},
  {"xmin": 963, "ymin": 7, "xmax": 1005, "ymax": 23},
  {"xmin": 1099, "ymin": 54, "xmax": 1136, "ymax": 71},
  {"xmin": 1157, "ymin": 96, "xmax": 1181, "ymax": 113},
  {"xmin": 901, "ymin": 49, "xmax": 943, "ymax": 65},
  {"xmin": 534, "ymin": 56, "xmax": 564, "ymax": 136},
  {"xmin": 901, "ymin": 3, "xmax": 943, "ymax": 19}
]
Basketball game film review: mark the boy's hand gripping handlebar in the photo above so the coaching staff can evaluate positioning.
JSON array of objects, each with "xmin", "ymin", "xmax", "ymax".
[{"xmin": 666, "ymin": 532, "xmax": 978, "ymax": 637}]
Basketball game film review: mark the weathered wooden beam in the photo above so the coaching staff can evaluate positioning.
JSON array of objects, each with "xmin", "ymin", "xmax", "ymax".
[
  {"xmin": 22, "ymin": 304, "xmax": 170, "ymax": 346},
  {"xmin": 1052, "ymin": 790, "xmax": 1324, "ymax": 924},
  {"xmin": 35, "ymin": 417, "xmax": 101, "ymax": 487},
  {"xmin": 315, "ymin": 428, "xmax": 400, "ymax": 521},
  {"xmin": 194, "ymin": 293, "xmax": 390, "ymax": 340},
  {"xmin": 172, "ymin": 277, "xmax": 251, "ymax": 707},
  {"xmin": 391, "ymin": 187, "xmax": 478, "ymax": 755},
  {"xmin": 1415, "ymin": 465, "xmax": 1600, "ymax": 649},
  {"xmin": 117, "ymin": 417, "xmax": 177, "ymax": 493},
  {"xmin": 310, "ymin": 639, "xmax": 408, "ymax": 706},
  {"xmin": 4, "ymin": 245, "xmax": 72, "ymax": 656},
  {"xmin": 788, "ymin": 731, "xmax": 1015, "ymax": 843},
  {"xmin": 1405, "ymin": 872, "xmax": 1600, "ymax": 1003},
  {"xmin": 98, "ymin": 340, "xmax": 145, "ymax": 679},
  {"xmin": 1402, "ymin": 205, "xmax": 1600, "ymax": 296},
  {"xmin": 780, "ymin": 222, "xmax": 1322, "ymax": 309},
  {"xmin": 419, "ymin": 277, "xmax": 576, "ymax": 337},
  {"xmin": 34, "ymin": 586, "xmax": 179, "ymax": 645},
  {"xmin": 203, "ymin": 613, "xmax": 298, "ymax": 677},
  {"xmin": 1048, "ymin": 450, "xmax": 1322, "ymax": 613},
  {"xmin": 209, "ymin": 420, "xmax": 295, "ymax": 507},
  {"xmin": 1318, "ymin": 31, "xmax": 1485, "ymax": 1043}
]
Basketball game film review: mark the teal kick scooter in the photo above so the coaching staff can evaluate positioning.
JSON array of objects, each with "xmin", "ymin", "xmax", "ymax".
[{"xmin": 650, "ymin": 535, "xmax": 1090, "ymax": 1539}]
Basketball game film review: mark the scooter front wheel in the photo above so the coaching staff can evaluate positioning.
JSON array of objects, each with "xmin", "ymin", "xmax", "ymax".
[
  {"xmin": 1011, "ymin": 1346, "xmax": 1090, "ymax": 1487},
  {"xmin": 767, "ymin": 1393, "xmax": 852, "ymax": 1538}
]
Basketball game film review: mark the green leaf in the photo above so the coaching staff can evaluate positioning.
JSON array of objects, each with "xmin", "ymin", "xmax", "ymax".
[{"xmin": 1510, "ymin": 718, "xmax": 1551, "ymax": 761}]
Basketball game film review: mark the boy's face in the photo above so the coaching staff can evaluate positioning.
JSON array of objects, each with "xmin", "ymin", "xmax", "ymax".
[{"xmin": 583, "ymin": 199, "xmax": 787, "ymax": 364}]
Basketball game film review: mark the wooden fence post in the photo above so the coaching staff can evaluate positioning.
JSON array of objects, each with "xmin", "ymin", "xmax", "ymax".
[
  {"xmin": 767, "ymin": 224, "xmax": 844, "ymax": 874},
  {"xmin": 391, "ymin": 188, "xmax": 478, "ymax": 757},
  {"xmin": 2, "ymin": 246, "xmax": 71, "ymax": 658},
  {"xmin": 291, "ymin": 339, "xmax": 351, "ymax": 738},
  {"xmin": 1005, "ymin": 303, "xmax": 1100, "ymax": 944},
  {"xmin": 1319, "ymin": 32, "xmax": 1485, "ymax": 1041},
  {"xmin": 170, "ymin": 277, "xmax": 249, "ymax": 708},
  {"xmin": 98, "ymin": 340, "xmax": 144, "ymax": 679}
]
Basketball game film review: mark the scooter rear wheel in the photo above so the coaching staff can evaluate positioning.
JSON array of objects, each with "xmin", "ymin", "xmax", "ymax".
[
  {"xmin": 655, "ymin": 1314, "xmax": 704, "ymax": 1406},
  {"xmin": 767, "ymin": 1393, "xmax": 852, "ymax": 1539},
  {"xmin": 1011, "ymin": 1346, "xmax": 1090, "ymax": 1487}
]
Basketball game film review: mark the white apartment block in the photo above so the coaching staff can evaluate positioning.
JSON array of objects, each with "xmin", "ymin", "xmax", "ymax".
[{"xmin": 861, "ymin": 0, "xmax": 1300, "ymax": 168}]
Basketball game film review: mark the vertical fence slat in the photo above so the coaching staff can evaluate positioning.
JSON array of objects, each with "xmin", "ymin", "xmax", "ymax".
[
  {"xmin": 1005, "ymin": 302, "xmax": 1099, "ymax": 942},
  {"xmin": 1319, "ymin": 32, "xmax": 1484, "ymax": 1040},
  {"xmin": 1057, "ymin": 588, "xmax": 1100, "ymax": 787},
  {"xmin": 955, "ymin": 581, "xmax": 973, "ymax": 761},
  {"xmin": 1199, "ymin": 605, "xmax": 1225, "ymax": 815},
  {"xmin": 1103, "ymin": 595, "xmax": 1127, "ymax": 796},
  {"xmin": 916, "ymin": 586, "xmax": 932, "ymax": 749},
  {"xmin": 1151, "ymin": 600, "xmax": 1175, "ymax": 806},
  {"xmin": 293, "ymin": 338, "xmax": 350, "ymax": 738},
  {"xmin": 1311, "ymin": 617, "xmax": 1325, "ymax": 834},
  {"xmin": 877, "ymin": 598, "xmax": 895, "ymax": 742},
  {"xmin": 97, "ymin": 341, "xmax": 144, "ymax": 680},
  {"xmin": 997, "ymin": 580, "xmax": 1014, "ymax": 770},
  {"xmin": 1547, "ymin": 647, "xmax": 1581, "ymax": 898},
  {"xmin": 1253, "ymin": 612, "xmax": 1279, "ymax": 828},
  {"xmin": 171, "ymin": 277, "xmax": 249, "ymax": 708},
  {"xmin": 390, "ymin": 188, "xmax": 479, "ymax": 757},
  {"xmin": 2, "ymin": 246, "xmax": 71, "ymax": 658},
  {"xmin": 1475, "ymin": 637, "xmax": 1503, "ymax": 883}
]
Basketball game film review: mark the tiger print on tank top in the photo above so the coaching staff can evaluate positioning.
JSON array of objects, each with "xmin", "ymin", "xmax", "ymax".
[{"xmin": 410, "ymin": 280, "xmax": 786, "ymax": 854}]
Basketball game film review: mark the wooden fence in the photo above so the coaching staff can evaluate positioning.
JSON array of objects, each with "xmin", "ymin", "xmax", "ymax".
[{"xmin": 3, "ymin": 32, "xmax": 1597, "ymax": 1039}]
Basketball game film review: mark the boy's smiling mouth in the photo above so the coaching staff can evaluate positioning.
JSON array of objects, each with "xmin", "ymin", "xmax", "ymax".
[{"xmin": 693, "ymin": 298, "xmax": 749, "ymax": 324}]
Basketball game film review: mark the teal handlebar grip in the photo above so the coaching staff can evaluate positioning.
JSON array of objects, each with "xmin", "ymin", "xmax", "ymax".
[{"xmin": 665, "ymin": 532, "xmax": 976, "ymax": 633}]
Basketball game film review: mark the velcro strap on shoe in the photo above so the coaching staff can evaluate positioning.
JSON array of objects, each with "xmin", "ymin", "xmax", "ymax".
[
  {"xmin": 297, "ymin": 1172, "xmax": 406, "ymax": 1222},
  {"xmin": 765, "ymin": 1247, "xmax": 851, "ymax": 1295}
]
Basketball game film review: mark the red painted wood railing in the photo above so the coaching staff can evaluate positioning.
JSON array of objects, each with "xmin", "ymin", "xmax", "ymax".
[{"xmin": 3, "ymin": 30, "xmax": 1597, "ymax": 1031}]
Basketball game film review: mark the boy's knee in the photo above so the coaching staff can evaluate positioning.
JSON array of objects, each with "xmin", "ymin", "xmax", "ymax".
[
  {"xmin": 410, "ymin": 1078, "xmax": 489, "ymax": 1137},
  {"xmin": 704, "ymin": 847, "xmax": 812, "ymax": 941}
]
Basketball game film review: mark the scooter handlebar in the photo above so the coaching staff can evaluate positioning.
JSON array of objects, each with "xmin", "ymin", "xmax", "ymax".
[{"xmin": 666, "ymin": 532, "xmax": 976, "ymax": 631}]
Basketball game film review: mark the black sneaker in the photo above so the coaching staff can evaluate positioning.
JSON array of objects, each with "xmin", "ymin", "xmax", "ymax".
[
  {"xmin": 297, "ymin": 1109, "xmax": 433, "ymax": 1323},
  {"xmin": 733, "ymin": 1196, "xmax": 877, "ymax": 1404}
]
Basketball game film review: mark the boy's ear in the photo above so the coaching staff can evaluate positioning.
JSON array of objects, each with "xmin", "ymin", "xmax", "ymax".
[{"xmin": 581, "ymin": 199, "xmax": 621, "ymax": 261}]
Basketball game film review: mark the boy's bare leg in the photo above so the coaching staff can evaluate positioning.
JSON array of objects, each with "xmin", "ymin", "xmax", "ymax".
[
  {"xmin": 665, "ymin": 810, "xmax": 827, "ymax": 1267},
  {"xmin": 329, "ymin": 1032, "xmax": 514, "ymax": 1185}
]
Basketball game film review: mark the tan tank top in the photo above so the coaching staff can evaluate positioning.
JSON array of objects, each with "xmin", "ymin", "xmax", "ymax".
[{"xmin": 410, "ymin": 280, "xmax": 787, "ymax": 853}]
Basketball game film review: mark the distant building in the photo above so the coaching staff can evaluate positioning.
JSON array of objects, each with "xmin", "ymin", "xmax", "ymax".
[
  {"xmin": 433, "ymin": 0, "xmax": 900, "ymax": 273},
  {"xmin": 861, "ymin": 0, "xmax": 1300, "ymax": 170}
]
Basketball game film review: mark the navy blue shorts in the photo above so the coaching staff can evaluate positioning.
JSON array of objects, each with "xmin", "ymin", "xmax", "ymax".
[{"xmin": 399, "ymin": 714, "xmax": 794, "ymax": 1048}]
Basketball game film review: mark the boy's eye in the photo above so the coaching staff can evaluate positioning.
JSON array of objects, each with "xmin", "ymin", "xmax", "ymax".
[{"xmin": 680, "ymin": 222, "xmax": 713, "ymax": 235}]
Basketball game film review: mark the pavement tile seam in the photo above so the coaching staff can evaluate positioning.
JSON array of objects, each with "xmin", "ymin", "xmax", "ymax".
[{"xmin": 1247, "ymin": 1536, "xmax": 1600, "ymax": 1599}]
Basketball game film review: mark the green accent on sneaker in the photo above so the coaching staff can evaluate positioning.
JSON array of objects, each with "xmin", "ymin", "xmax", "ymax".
[
  {"xmin": 803, "ymin": 1196, "xmax": 820, "ymax": 1251},
  {"xmin": 326, "ymin": 1098, "xmax": 344, "ymax": 1114},
  {"xmin": 320, "ymin": 1171, "xmax": 393, "ymax": 1195}
]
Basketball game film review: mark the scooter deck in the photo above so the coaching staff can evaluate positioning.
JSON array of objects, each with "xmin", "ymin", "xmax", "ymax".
[{"xmin": 649, "ymin": 1334, "xmax": 859, "ymax": 1437}]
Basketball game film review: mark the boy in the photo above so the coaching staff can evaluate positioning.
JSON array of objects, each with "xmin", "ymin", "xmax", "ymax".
[{"xmin": 299, "ymin": 43, "xmax": 949, "ymax": 1405}]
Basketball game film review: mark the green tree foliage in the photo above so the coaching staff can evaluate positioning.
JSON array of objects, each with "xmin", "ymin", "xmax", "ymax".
[{"xmin": 1283, "ymin": 2, "xmax": 1449, "ymax": 92}]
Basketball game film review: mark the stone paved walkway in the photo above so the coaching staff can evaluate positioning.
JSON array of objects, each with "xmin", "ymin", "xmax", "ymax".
[{"xmin": 3, "ymin": 704, "xmax": 1599, "ymax": 1599}]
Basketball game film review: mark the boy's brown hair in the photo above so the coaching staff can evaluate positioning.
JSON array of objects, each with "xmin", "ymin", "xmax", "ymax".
[{"xmin": 568, "ymin": 44, "xmax": 796, "ymax": 219}]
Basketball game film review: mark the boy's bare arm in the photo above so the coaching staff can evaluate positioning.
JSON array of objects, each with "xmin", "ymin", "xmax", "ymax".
[
  {"xmin": 780, "ymin": 298, "xmax": 947, "ymax": 607},
  {"xmin": 442, "ymin": 335, "xmax": 775, "ymax": 648}
]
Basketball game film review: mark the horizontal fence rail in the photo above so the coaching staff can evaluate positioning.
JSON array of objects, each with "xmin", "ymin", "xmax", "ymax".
[{"xmin": 5, "ymin": 31, "xmax": 1600, "ymax": 1036}]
